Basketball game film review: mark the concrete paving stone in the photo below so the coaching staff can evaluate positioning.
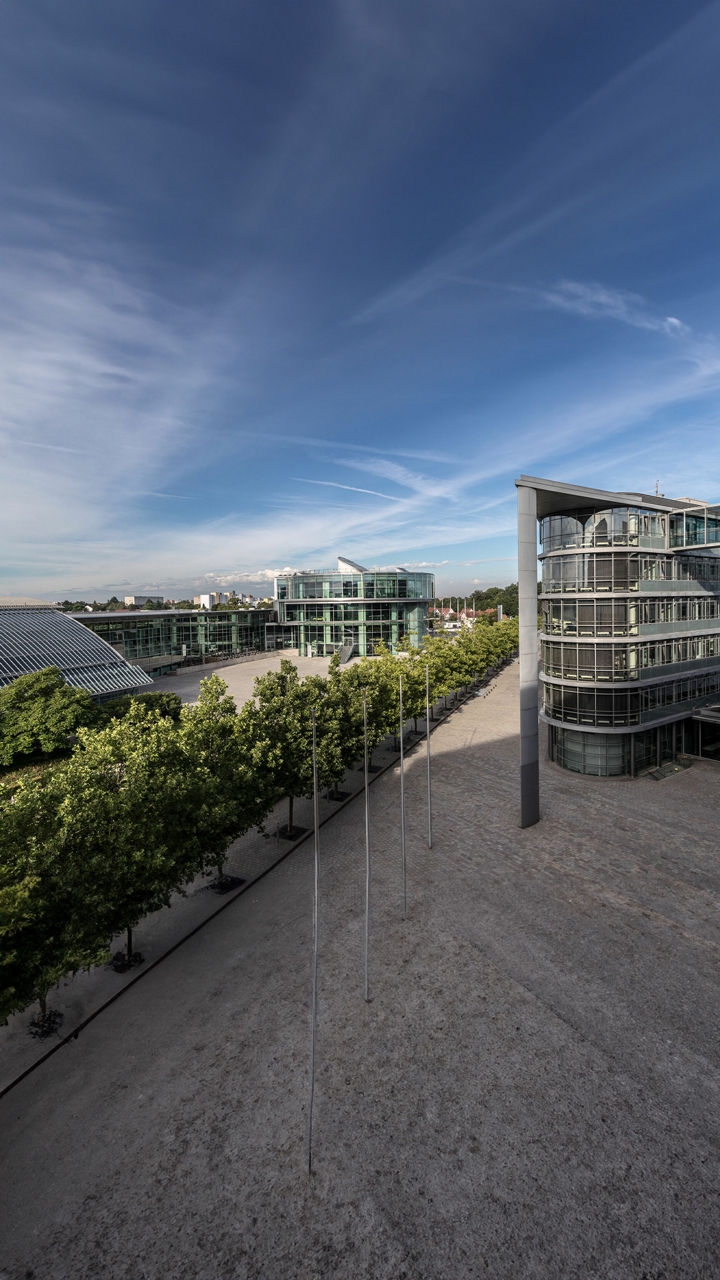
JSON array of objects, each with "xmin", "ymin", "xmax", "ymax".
[{"xmin": 0, "ymin": 657, "xmax": 719, "ymax": 1279}]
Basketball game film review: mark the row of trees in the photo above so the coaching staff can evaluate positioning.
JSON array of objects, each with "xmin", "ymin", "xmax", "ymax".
[
  {"xmin": 56, "ymin": 597, "xmax": 171, "ymax": 612},
  {"xmin": 0, "ymin": 618, "xmax": 518, "ymax": 1024},
  {"xmin": 56, "ymin": 596, "xmax": 274, "ymax": 613}
]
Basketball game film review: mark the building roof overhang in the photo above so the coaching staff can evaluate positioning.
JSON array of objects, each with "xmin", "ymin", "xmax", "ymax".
[{"xmin": 514, "ymin": 475, "xmax": 704, "ymax": 520}]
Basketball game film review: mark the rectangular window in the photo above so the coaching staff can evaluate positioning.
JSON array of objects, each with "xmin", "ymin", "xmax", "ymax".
[
  {"xmin": 595, "ymin": 556, "xmax": 612, "ymax": 590},
  {"xmin": 562, "ymin": 603, "xmax": 577, "ymax": 634},
  {"xmin": 596, "ymin": 647, "xmax": 614, "ymax": 679},
  {"xmin": 578, "ymin": 602, "xmax": 595, "ymax": 635},
  {"xmin": 577, "ymin": 645, "xmax": 594, "ymax": 679},
  {"xmin": 596, "ymin": 602, "xmax": 613, "ymax": 635},
  {"xmin": 562, "ymin": 557, "xmax": 578, "ymax": 590}
]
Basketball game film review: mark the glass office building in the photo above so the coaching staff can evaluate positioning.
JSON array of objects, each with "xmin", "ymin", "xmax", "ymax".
[
  {"xmin": 75, "ymin": 608, "xmax": 274, "ymax": 676},
  {"xmin": 273, "ymin": 557, "xmax": 434, "ymax": 657},
  {"xmin": 532, "ymin": 480, "xmax": 720, "ymax": 776}
]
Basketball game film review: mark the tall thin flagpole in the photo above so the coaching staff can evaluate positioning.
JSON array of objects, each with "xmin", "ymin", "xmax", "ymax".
[
  {"xmin": 399, "ymin": 672, "xmax": 407, "ymax": 920},
  {"xmin": 426, "ymin": 664, "xmax": 433, "ymax": 849},
  {"xmin": 363, "ymin": 689, "xmax": 371, "ymax": 1002},
  {"xmin": 306, "ymin": 709, "xmax": 320, "ymax": 1175}
]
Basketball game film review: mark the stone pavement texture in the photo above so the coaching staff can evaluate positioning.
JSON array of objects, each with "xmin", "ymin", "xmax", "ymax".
[{"xmin": 1, "ymin": 659, "xmax": 719, "ymax": 1279}]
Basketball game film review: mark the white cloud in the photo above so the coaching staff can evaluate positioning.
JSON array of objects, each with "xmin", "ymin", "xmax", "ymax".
[{"xmin": 538, "ymin": 279, "xmax": 692, "ymax": 337}]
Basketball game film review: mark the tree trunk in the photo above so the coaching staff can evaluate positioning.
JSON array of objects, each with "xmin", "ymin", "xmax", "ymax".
[
  {"xmin": 216, "ymin": 858, "xmax": 224, "ymax": 881},
  {"xmin": 287, "ymin": 794, "xmax": 294, "ymax": 835},
  {"xmin": 126, "ymin": 925, "xmax": 133, "ymax": 964},
  {"xmin": 39, "ymin": 990, "xmax": 47, "ymax": 1019}
]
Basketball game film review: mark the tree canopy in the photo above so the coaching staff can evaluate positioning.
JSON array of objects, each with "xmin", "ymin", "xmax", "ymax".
[{"xmin": 0, "ymin": 667, "xmax": 103, "ymax": 768}]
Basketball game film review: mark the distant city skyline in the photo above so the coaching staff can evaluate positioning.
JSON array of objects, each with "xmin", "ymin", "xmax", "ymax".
[
  {"xmin": 52, "ymin": 564, "xmax": 508, "ymax": 604},
  {"xmin": 2, "ymin": 1, "xmax": 719, "ymax": 599}
]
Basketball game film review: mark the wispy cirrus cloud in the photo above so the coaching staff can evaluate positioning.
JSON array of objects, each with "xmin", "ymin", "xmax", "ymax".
[
  {"xmin": 237, "ymin": 430, "xmax": 458, "ymax": 465},
  {"xmin": 537, "ymin": 279, "xmax": 690, "ymax": 336},
  {"xmin": 352, "ymin": 4, "xmax": 720, "ymax": 326},
  {"xmin": 292, "ymin": 478, "xmax": 406, "ymax": 501}
]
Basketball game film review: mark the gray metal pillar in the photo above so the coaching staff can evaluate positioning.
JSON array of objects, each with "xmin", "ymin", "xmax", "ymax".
[{"xmin": 517, "ymin": 484, "xmax": 540, "ymax": 826}]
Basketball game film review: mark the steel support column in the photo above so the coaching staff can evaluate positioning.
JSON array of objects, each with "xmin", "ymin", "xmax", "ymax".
[{"xmin": 517, "ymin": 483, "xmax": 540, "ymax": 826}]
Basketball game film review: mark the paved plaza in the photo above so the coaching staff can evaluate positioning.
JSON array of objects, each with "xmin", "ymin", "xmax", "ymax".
[
  {"xmin": 149, "ymin": 649, "xmax": 342, "ymax": 705},
  {"xmin": 1, "ymin": 659, "xmax": 719, "ymax": 1279}
]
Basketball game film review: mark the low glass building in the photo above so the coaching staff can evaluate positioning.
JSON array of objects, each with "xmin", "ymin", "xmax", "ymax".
[
  {"xmin": 527, "ymin": 478, "xmax": 720, "ymax": 776},
  {"xmin": 75, "ymin": 608, "xmax": 274, "ymax": 676},
  {"xmin": 272, "ymin": 557, "xmax": 435, "ymax": 657}
]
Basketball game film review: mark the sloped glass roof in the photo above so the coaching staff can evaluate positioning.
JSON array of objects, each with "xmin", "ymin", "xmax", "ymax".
[{"xmin": 0, "ymin": 608, "xmax": 153, "ymax": 696}]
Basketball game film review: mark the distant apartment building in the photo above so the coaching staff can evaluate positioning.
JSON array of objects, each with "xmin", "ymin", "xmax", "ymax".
[
  {"xmin": 193, "ymin": 592, "xmax": 230, "ymax": 609},
  {"xmin": 272, "ymin": 557, "xmax": 434, "ymax": 658},
  {"xmin": 124, "ymin": 594, "xmax": 164, "ymax": 607}
]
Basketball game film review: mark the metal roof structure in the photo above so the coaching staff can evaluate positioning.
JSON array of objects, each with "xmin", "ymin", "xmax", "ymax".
[
  {"xmin": 0, "ymin": 604, "xmax": 153, "ymax": 696},
  {"xmin": 515, "ymin": 475, "xmax": 710, "ymax": 520}
]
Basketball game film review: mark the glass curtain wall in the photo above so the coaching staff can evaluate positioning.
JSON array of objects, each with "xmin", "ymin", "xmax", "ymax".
[
  {"xmin": 78, "ymin": 610, "xmax": 272, "ymax": 673},
  {"xmin": 539, "ymin": 499, "xmax": 720, "ymax": 775},
  {"xmin": 274, "ymin": 571, "xmax": 434, "ymax": 656}
]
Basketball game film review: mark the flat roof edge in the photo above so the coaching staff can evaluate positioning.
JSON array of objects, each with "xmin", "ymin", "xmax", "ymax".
[{"xmin": 514, "ymin": 475, "xmax": 710, "ymax": 516}]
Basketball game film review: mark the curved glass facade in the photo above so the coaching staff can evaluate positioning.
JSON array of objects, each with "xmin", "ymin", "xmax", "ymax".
[
  {"xmin": 543, "ymin": 669, "xmax": 720, "ymax": 727},
  {"xmin": 553, "ymin": 728, "xmax": 630, "ymax": 776},
  {"xmin": 542, "ymin": 635, "xmax": 720, "ymax": 681},
  {"xmin": 540, "ymin": 507, "xmax": 667, "ymax": 552},
  {"xmin": 542, "ymin": 595, "xmax": 720, "ymax": 637},
  {"xmin": 541, "ymin": 551, "xmax": 720, "ymax": 593},
  {"xmin": 538, "ymin": 495, "xmax": 720, "ymax": 775},
  {"xmin": 277, "ymin": 570, "xmax": 434, "ymax": 601},
  {"xmin": 274, "ymin": 566, "xmax": 434, "ymax": 656}
]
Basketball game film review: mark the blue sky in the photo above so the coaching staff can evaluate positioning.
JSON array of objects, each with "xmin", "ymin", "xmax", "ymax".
[{"xmin": 2, "ymin": 0, "xmax": 720, "ymax": 600}]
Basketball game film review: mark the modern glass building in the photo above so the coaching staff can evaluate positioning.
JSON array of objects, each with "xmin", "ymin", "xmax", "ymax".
[
  {"xmin": 272, "ymin": 557, "xmax": 435, "ymax": 657},
  {"xmin": 523, "ymin": 477, "xmax": 720, "ymax": 776},
  {"xmin": 74, "ymin": 608, "xmax": 274, "ymax": 676},
  {"xmin": 0, "ymin": 598, "xmax": 152, "ymax": 698}
]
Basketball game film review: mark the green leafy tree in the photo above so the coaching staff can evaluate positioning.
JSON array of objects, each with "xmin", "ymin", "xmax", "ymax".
[
  {"xmin": 244, "ymin": 659, "xmax": 335, "ymax": 835},
  {"xmin": 335, "ymin": 654, "xmax": 396, "ymax": 762},
  {"xmin": 421, "ymin": 633, "xmax": 461, "ymax": 705},
  {"xmin": 0, "ymin": 771, "xmax": 108, "ymax": 1022},
  {"xmin": 312, "ymin": 658, "xmax": 366, "ymax": 789},
  {"xmin": 0, "ymin": 667, "xmax": 103, "ymax": 768},
  {"xmin": 103, "ymin": 690, "xmax": 182, "ymax": 724},
  {"xmin": 180, "ymin": 675, "xmax": 274, "ymax": 880},
  {"xmin": 52, "ymin": 705, "xmax": 202, "ymax": 964}
]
